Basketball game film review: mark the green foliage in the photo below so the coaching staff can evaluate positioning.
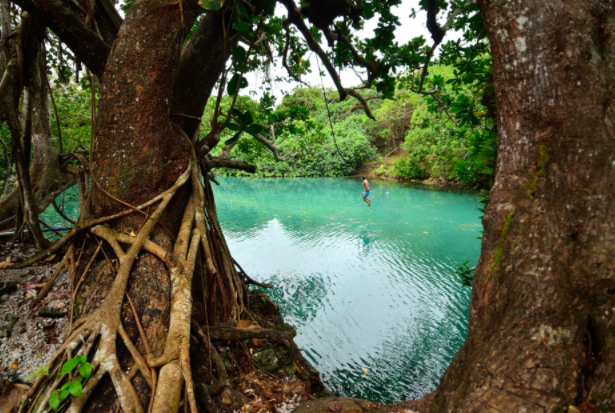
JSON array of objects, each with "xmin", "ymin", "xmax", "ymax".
[
  {"xmin": 206, "ymin": 87, "xmax": 380, "ymax": 178},
  {"xmin": 26, "ymin": 364, "xmax": 50, "ymax": 381},
  {"xmin": 48, "ymin": 355, "xmax": 92, "ymax": 411},
  {"xmin": 453, "ymin": 261, "xmax": 475, "ymax": 287},
  {"xmin": 390, "ymin": 155, "xmax": 427, "ymax": 179},
  {"xmin": 391, "ymin": 63, "xmax": 496, "ymax": 188}
]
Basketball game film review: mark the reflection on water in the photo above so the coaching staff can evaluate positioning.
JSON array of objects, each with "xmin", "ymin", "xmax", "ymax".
[{"xmin": 212, "ymin": 177, "xmax": 482, "ymax": 403}]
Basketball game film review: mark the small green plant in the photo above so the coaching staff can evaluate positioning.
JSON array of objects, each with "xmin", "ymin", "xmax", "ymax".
[
  {"xmin": 26, "ymin": 364, "xmax": 49, "ymax": 381},
  {"xmin": 48, "ymin": 355, "xmax": 92, "ymax": 411},
  {"xmin": 453, "ymin": 261, "xmax": 475, "ymax": 287}
]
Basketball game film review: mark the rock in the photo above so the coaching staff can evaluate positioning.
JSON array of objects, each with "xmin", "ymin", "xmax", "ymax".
[
  {"xmin": 272, "ymin": 322, "xmax": 297, "ymax": 338},
  {"xmin": 253, "ymin": 347, "xmax": 280, "ymax": 372},
  {"xmin": 290, "ymin": 397, "xmax": 377, "ymax": 413},
  {"xmin": 249, "ymin": 290, "xmax": 280, "ymax": 322},
  {"xmin": 0, "ymin": 315, "xmax": 18, "ymax": 338}
]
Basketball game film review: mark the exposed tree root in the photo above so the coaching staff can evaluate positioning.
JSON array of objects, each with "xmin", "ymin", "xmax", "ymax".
[
  {"xmin": 19, "ymin": 130, "xmax": 258, "ymax": 413},
  {"xmin": 22, "ymin": 164, "xmax": 191, "ymax": 413}
]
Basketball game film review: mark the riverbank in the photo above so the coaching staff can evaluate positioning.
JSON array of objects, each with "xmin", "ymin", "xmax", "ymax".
[{"xmin": 354, "ymin": 160, "xmax": 467, "ymax": 190}]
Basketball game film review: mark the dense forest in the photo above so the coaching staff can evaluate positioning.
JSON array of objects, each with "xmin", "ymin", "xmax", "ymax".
[
  {"xmin": 1, "ymin": 0, "xmax": 614, "ymax": 413},
  {"xmin": 0, "ymin": 64, "xmax": 496, "ymax": 189}
]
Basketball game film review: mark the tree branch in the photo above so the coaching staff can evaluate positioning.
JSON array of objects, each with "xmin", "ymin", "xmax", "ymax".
[
  {"xmin": 281, "ymin": 22, "xmax": 308, "ymax": 85},
  {"xmin": 322, "ymin": 26, "xmax": 378, "ymax": 85},
  {"xmin": 414, "ymin": 1, "xmax": 469, "ymax": 94},
  {"xmin": 172, "ymin": 11, "xmax": 237, "ymax": 139},
  {"xmin": 12, "ymin": 0, "xmax": 111, "ymax": 76},
  {"xmin": 203, "ymin": 155, "xmax": 256, "ymax": 173},
  {"xmin": 279, "ymin": 0, "xmax": 375, "ymax": 120},
  {"xmin": 253, "ymin": 129, "xmax": 298, "ymax": 162}
]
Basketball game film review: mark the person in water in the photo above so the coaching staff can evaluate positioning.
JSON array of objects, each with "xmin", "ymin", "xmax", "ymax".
[{"xmin": 361, "ymin": 176, "xmax": 372, "ymax": 207}]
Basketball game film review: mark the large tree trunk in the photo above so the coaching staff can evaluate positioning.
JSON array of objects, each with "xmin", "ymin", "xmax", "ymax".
[
  {"xmin": 22, "ymin": 1, "xmax": 253, "ymax": 412},
  {"xmin": 429, "ymin": 1, "xmax": 615, "ymax": 412},
  {"xmin": 77, "ymin": 0, "xmax": 197, "ymax": 410}
]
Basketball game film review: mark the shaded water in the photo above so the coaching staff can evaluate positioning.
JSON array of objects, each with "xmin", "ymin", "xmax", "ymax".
[
  {"xmin": 41, "ymin": 177, "xmax": 482, "ymax": 404},
  {"xmin": 211, "ymin": 177, "xmax": 482, "ymax": 404}
]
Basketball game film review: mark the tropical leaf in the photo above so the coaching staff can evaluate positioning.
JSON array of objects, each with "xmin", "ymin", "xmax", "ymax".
[
  {"xmin": 245, "ymin": 124, "xmax": 264, "ymax": 135},
  {"xmin": 199, "ymin": 0, "xmax": 222, "ymax": 11},
  {"xmin": 224, "ymin": 131, "xmax": 243, "ymax": 146}
]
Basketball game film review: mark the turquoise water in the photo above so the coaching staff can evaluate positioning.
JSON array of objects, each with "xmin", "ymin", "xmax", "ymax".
[
  {"xmin": 211, "ymin": 177, "xmax": 482, "ymax": 404},
  {"xmin": 41, "ymin": 177, "xmax": 482, "ymax": 404}
]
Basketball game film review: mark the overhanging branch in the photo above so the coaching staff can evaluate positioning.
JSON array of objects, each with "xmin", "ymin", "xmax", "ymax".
[
  {"xmin": 279, "ymin": 0, "xmax": 375, "ymax": 120},
  {"xmin": 12, "ymin": 0, "xmax": 111, "ymax": 76}
]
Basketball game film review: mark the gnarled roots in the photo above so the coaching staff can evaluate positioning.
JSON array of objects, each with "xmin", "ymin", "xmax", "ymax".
[{"xmin": 20, "ymin": 146, "xmax": 250, "ymax": 413}]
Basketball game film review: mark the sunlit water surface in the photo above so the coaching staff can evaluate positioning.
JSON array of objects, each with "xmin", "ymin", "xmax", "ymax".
[{"xmin": 42, "ymin": 177, "xmax": 482, "ymax": 404}]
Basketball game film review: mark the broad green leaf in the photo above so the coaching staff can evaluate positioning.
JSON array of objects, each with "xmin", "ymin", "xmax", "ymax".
[
  {"xmin": 69, "ymin": 381, "xmax": 83, "ymax": 397},
  {"xmin": 227, "ymin": 75, "xmax": 248, "ymax": 95},
  {"xmin": 235, "ymin": 2, "xmax": 249, "ymax": 19},
  {"xmin": 242, "ymin": 111, "xmax": 254, "ymax": 125},
  {"xmin": 227, "ymin": 74, "xmax": 239, "ymax": 95},
  {"xmin": 227, "ymin": 122, "xmax": 242, "ymax": 131},
  {"xmin": 60, "ymin": 388, "xmax": 70, "ymax": 401},
  {"xmin": 224, "ymin": 131, "xmax": 243, "ymax": 146},
  {"xmin": 57, "ymin": 358, "xmax": 80, "ymax": 377},
  {"xmin": 79, "ymin": 362, "xmax": 92, "ymax": 379},
  {"xmin": 232, "ymin": 22, "xmax": 251, "ymax": 32},
  {"xmin": 232, "ymin": 46, "xmax": 246, "ymax": 62},
  {"xmin": 199, "ymin": 0, "xmax": 222, "ymax": 11},
  {"xmin": 231, "ymin": 109, "xmax": 243, "ymax": 118},
  {"xmin": 245, "ymin": 124, "xmax": 264, "ymax": 135},
  {"xmin": 49, "ymin": 390, "xmax": 61, "ymax": 410}
]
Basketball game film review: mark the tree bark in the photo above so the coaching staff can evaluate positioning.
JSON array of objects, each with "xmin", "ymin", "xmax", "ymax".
[
  {"xmin": 171, "ymin": 10, "xmax": 237, "ymax": 139},
  {"xmin": 429, "ymin": 1, "xmax": 615, "ymax": 412}
]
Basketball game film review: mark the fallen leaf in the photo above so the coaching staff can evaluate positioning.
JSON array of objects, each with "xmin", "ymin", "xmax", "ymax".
[
  {"xmin": 128, "ymin": 230, "xmax": 136, "ymax": 237},
  {"xmin": 258, "ymin": 385, "xmax": 274, "ymax": 399},
  {"xmin": 0, "ymin": 382, "xmax": 30, "ymax": 413},
  {"xmin": 293, "ymin": 362, "xmax": 302, "ymax": 374},
  {"xmin": 0, "ymin": 257, "xmax": 13, "ymax": 269},
  {"xmin": 282, "ymin": 380, "xmax": 304, "ymax": 395},
  {"xmin": 26, "ymin": 290, "xmax": 37, "ymax": 298},
  {"xmin": 36, "ymin": 283, "xmax": 47, "ymax": 288},
  {"xmin": 362, "ymin": 368, "xmax": 368, "ymax": 375},
  {"xmin": 568, "ymin": 407, "xmax": 581, "ymax": 413},
  {"xmin": 56, "ymin": 302, "xmax": 66, "ymax": 308},
  {"xmin": 10, "ymin": 362, "xmax": 19, "ymax": 369},
  {"xmin": 221, "ymin": 388, "xmax": 232, "ymax": 404}
]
